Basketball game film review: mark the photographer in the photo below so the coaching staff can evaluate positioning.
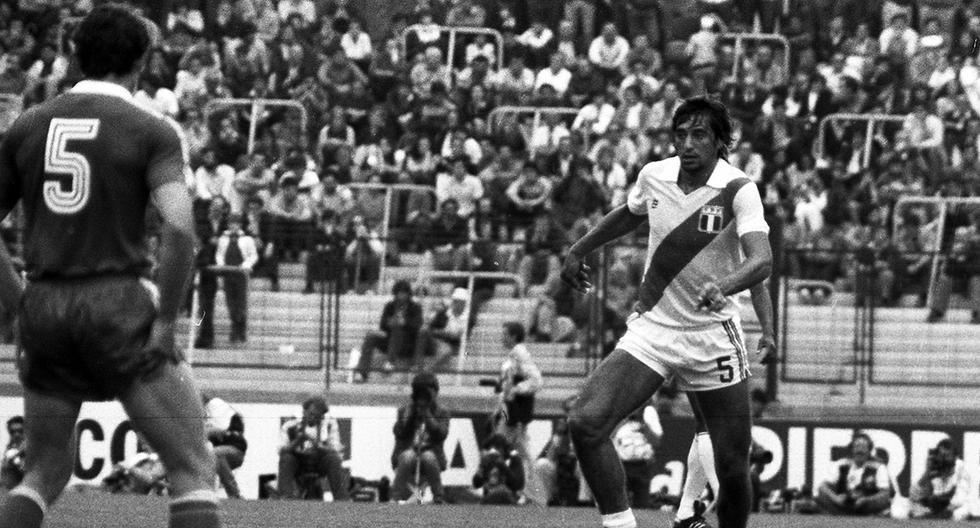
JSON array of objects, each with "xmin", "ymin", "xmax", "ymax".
[
  {"xmin": 816, "ymin": 432, "xmax": 892, "ymax": 516},
  {"xmin": 0, "ymin": 416, "xmax": 24, "ymax": 490},
  {"xmin": 910, "ymin": 439, "xmax": 979, "ymax": 520},
  {"xmin": 204, "ymin": 395, "xmax": 247, "ymax": 499},
  {"xmin": 277, "ymin": 396, "xmax": 350, "ymax": 501},
  {"xmin": 391, "ymin": 373, "xmax": 451, "ymax": 503},
  {"xmin": 471, "ymin": 433, "xmax": 526, "ymax": 505}
]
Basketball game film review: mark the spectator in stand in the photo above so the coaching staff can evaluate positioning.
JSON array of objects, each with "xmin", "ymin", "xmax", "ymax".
[
  {"xmin": 266, "ymin": 173, "xmax": 314, "ymax": 266},
  {"xmin": 494, "ymin": 321, "xmax": 542, "ymax": 501},
  {"xmin": 193, "ymin": 147, "xmax": 236, "ymax": 206},
  {"xmin": 134, "ymin": 76, "xmax": 179, "ymax": 119},
  {"xmin": 909, "ymin": 438, "xmax": 980, "ymax": 521},
  {"xmin": 340, "ymin": 20, "xmax": 372, "ymax": 73},
  {"xmin": 729, "ymin": 141, "xmax": 765, "ymax": 183},
  {"xmin": 23, "ymin": 42, "xmax": 68, "ymax": 104},
  {"xmin": 436, "ymin": 157, "xmax": 484, "ymax": 220},
  {"xmin": 536, "ymin": 53, "xmax": 572, "ymax": 98},
  {"xmin": 589, "ymin": 22, "xmax": 630, "ymax": 84},
  {"xmin": 647, "ymin": 80, "xmax": 683, "ymax": 132},
  {"xmin": 816, "ymin": 432, "xmax": 893, "ymax": 516},
  {"xmin": 518, "ymin": 236, "xmax": 563, "ymax": 299},
  {"xmin": 611, "ymin": 85, "xmax": 650, "ymax": 139},
  {"xmin": 214, "ymin": 214, "xmax": 258, "ymax": 344},
  {"xmin": 879, "ymin": 12, "xmax": 919, "ymax": 78},
  {"xmin": 517, "ymin": 20, "xmax": 555, "ymax": 70},
  {"xmin": 320, "ymin": 46, "xmax": 368, "ymax": 107},
  {"xmin": 928, "ymin": 208, "xmax": 980, "ymax": 323},
  {"xmin": 551, "ymin": 158, "xmax": 606, "ymax": 234},
  {"xmin": 410, "ymin": 46, "xmax": 451, "ymax": 97},
  {"xmin": 277, "ymin": 396, "xmax": 350, "ymax": 501},
  {"xmin": 318, "ymin": 107, "xmax": 356, "ymax": 167},
  {"xmin": 686, "ymin": 15, "xmax": 721, "ymax": 95},
  {"xmin": 572, "ymin": 91, "xmax": 615, "ymax": 137},
  {"xmin": 504, "ymin": 162, "xmax": 553, "ymax": 239},
  {"xmin": 743, "ymin": 44, "xmax": 787, "ymax": 94},
  {"xmin": 311, "ymin": 171, "xmax": 354, "ymax": 222},
  {"xmin": 232, "ymin": 152, "xmax": 275, "ymax": 214},
  {"xmin": 567, "ymin": 56, "xmax": 605, "ymax": 108},
  {"xmin": 456, "ymin": 54, "xmax": 493, "ymax": 93},
  {"xmin": 899, "ymin": 100, "xmax": 946, "ymax": 180},
  {"xmin": 353, "ymin": 280, "xmax": 424, "ymax": 382},
  {"xmin": 304, "ymin": 210, "xmax": 350, "ymax": 293},
  {"xmin": 0, "ymin": 416, "xmax": 24, "ymax": 490},
  {"xmin": 495, "ymin": 55, "xmax": 536, "ymax": 105},
  {"xmin": 391, "ymin": 373, "xmax": 450, "ymax": 503},
  {"xmin": 0, "ymin": 54, "xmax": 27, "ymax": 96},
  {"xmin": 592, "ymin": 146, "xmax": 628, "ymax": 209},
  {"xmin": 416, "ymin": 287, "xmax": 469, "ymax": 373},
  {"xmin": 277, "ymin": 0, "xmax": 317, "ymax": 26},
  {"xmin": 344, "ymin": 214, "xmax": 383, "ymax": 292},
  {"xmin": 446, "ymin": 0, "xmax": 487, "ymax": 28},
  {"xmin": 203, "ymin": 395, "xmax": 247, "ymax": 500},
  {"xmin": 416, "ymin": 198, "xmax": 470, "ymax": 271},
  {"xmin": 619, "ymin": 59, "xmax": 661, "ymax": 104},
  {"xmin": 464, "ymin": 34, "xmax": 496, "ymax": 69}
]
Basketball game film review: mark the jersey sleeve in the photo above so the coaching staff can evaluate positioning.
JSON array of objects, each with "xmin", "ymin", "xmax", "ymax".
[
  {"xmin": 626, "ymin": 167, "xmax": 649, "ymax": 215},
  {"xmin": 0, "ymin": 131, "xmax": 22, "ymax": 213},
  {"xmin": 145, "ymin": 117, "xmax": 190, "ymax": 190},
  {"xmin": 732, "ymin": 181, "xmax": 769, "ymax": 237}
]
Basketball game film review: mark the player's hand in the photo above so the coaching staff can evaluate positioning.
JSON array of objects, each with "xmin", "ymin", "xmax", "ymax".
[
  {"xmin": 696, "ymin": 282, "xmax": 728, "ymax": 312},
  {"xmin": 758, "ymin": 334, "xmax": 777, "ymax": 364},
  {"xmin": 144, "ymin": 318, "xmax": 181, "ymax": 363},
  {"xmin": 560, "ymin": 254, "xmax": 592, "ymax": 293}
]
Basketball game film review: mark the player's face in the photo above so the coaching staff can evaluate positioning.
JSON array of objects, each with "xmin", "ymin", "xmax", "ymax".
[{"xmin": 673, "ymin": 115, "xmax": 720, "ymax": 175}]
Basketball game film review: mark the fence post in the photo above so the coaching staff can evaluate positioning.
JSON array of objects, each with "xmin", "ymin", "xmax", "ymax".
[{"xmin": 455, "ymin": 274, "xmax": 476, "ymax": 387}]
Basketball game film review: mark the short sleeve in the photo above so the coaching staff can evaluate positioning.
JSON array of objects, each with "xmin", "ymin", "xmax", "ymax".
[
  {"xmin": 146, "ymin": 117, "xmax": 189, "ymax": 190},
  {"xmin": 732, "ymin": 182, "xmax": 769, "ymax": 237},
  {"xmin": 874, "ymin": 464, "xmax": 891, "ymax": 491},
  {"xmin": 0, "ymin": 133, "xmax": 21, "ymax": 211},
  {"xmin": 626, "ymin": 172, "xmax": 648, "ymax": 215}
]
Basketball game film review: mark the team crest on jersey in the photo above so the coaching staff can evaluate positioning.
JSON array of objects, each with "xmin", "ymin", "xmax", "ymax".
[
  {"xmin": 698, "ymin": 205, "xmax": 724, "ymax": 234},
  {"xmin": 650, "ymin": 198, "xmax": 659, "ymax": 209}
]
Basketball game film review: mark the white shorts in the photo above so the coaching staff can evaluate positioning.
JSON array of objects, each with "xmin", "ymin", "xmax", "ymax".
[{"xmin": 615, "ymin": 312, "xmax": 750, "ymax": 392}]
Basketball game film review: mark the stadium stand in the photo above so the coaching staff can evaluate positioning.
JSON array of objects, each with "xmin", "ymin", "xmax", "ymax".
[{"xmin": 1, "ymin": 0, "xmax": 980, "ymax": 409}]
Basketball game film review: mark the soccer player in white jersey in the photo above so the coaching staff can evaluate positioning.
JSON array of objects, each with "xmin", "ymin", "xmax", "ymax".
[{"xmin": 560, "ymin": 97, "xmax": 771, "ymax": 528}]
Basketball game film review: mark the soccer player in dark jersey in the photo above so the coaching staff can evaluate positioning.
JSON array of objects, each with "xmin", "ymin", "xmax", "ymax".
[
  {"xmin": 0, "ymin": 5, "xmax": 220, "ymax": 528},
  {"xmin": 560, "ymin": 97, "xmax": 772, "ymax": 528}
]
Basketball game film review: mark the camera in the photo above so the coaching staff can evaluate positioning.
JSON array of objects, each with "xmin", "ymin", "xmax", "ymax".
[{"xmin": 927, "ymin": 447, "xmax": 954, "ymax": 474}]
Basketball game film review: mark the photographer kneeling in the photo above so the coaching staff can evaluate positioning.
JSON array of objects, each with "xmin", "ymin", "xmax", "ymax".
[
  {"xmin": 391, "ymin": 373, "xmax": 451, "ymax": 503},
  {"xmin": 278, "ymin": 396, "xmax": 350, "ymax": 500},
  {"xmin": 910, "ymin": 439, "xmax": 979, "ymax": 520},
  {"xmin": 816, "ymin": 432, "xmax": 892, "ymax": 516}
]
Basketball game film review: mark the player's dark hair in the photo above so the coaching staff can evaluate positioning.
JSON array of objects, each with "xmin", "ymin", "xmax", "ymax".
[
  {"xmin": 671, "ymin": 96, "xmax": 735, "ymax": 159},
  {"xmin": 73, "ymin": 3, "xmax": 150, "ymax": 78},
  {"xmin": 503, "ymin": 321, "xmax": 525, "ymax": 344},
  {"xmin": 6, "ymin": 416, "xmax": 23, "ymax": 428}
]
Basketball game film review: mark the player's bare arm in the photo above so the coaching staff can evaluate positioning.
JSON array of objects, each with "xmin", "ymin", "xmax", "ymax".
[
  {"xmin": 147, "ymin": 181, "xmax": 196, "ymax": 358},
  {"xmin": 697, "ymin": 231, "xmax": 771, "ymax": 311},
  {"xmin": 749, "ymin": 279, "xmax": 777, "ymax": 364},
  {"xmin": 0, "ymin": 206, "xmax": 23, "ymax": 313},
  {"xmin": 561, "ymin": 204, "xmax": 647, "ymax": 292}
]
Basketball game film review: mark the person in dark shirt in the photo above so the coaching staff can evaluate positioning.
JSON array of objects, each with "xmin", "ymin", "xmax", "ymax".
[
  {"xmin": 353, "ymin": 280, "xmax": 424, "ymax": 382},
  {"xmin": 416, "ymin": 198, "xmax": 470, "ymax": 271},
  {"xmin": 391, "ymin": 373, "xmax": 451, "ymax": 503},
  {"xmin": 0, "ymin": 6, "xmax": 220, "ymax": 528},
  {"xmin": 550, "ymin": 159, "xmax": 606, "ymax": 234}
]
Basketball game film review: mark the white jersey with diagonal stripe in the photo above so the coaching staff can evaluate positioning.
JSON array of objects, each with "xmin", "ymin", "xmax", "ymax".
[{"xmin": 626, "ymin": 156, "xmax": 769, "ymax": 328}]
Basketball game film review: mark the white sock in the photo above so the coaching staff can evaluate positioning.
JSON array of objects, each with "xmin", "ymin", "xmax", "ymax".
[
  {"xmin": 677, "ymin": 434, "xmax": 706, "ymax": 520},
  {"xmin": 601, "ymin": 509, "xmax": 636, "ymax": 528},
  {"xmin": 697, "ymin": 431, "xmax": 719, "ymax": 510}
]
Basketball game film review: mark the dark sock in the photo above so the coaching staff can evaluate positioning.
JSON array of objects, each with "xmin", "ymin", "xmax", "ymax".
[
  {"xmin": 0, "ymin": 492, "xmax": 45, "ymax": 528},
  {"xmin": 169, "ymin": 499, "xmax": 221, "ymax": 528}
]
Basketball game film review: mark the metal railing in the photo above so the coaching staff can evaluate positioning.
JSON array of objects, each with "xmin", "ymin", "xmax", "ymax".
[
  {"xmin": 722, "ymin": 33, "xmax": 790, "ymax": 82},
  {"xmin": 815, "ymin": 113, "xmax": 907, "ymax": 167},
  {"xmin": 401, "ymin": 24, "xmax": 504, "ymax": 70},
  {"xmin": 203, "ymin": 98, "xmax": 308, "ymax": 155},
  {"xmin": 488, "ymin": 106, "xmax": 584, "ymax": 154}
]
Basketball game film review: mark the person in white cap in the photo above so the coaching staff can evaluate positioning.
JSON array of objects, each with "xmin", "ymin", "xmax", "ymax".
[{"xmin": 415, "ymin": 287, "xmax": 470, "ymax": 372}]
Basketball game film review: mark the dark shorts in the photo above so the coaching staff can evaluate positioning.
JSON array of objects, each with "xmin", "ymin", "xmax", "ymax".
[{"xmin": 18, "ymin": 275, "xmax": 175, "ymax": 401}]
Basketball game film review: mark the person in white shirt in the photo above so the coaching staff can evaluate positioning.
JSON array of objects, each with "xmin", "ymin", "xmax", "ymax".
[
  {"xmin": 536, "ymin": 53, "xmax": 572, "ymax": 96},
  {"xmin": 495, "ymin": 321, "xmax": 543, "ymax": 496},
  {"xmin": 729, "ymin": 141, "xmax": 765, "ymax": 183},
  {"xmin": 277, "ymin": 0, "xmax": 316, "ymax": 25},
  {"xmin": 588, "ymin": 22, "xmax": 630, "ymax": 81},
  {"xmin": 879, "ymin": 12, "xmax": 918, "ymax": 68},
  {"xmin": 517, "ymin": 21, "xmax": 554, "ymax": 68},
  {"xmin": 416, "ymin": 288, "xmax": 470, "ymax": 372},
  {"xmin": 816, "ymin": 433, "xmax": 892, "ymax": 516},
  {"xmin": 465, "ymin": 33, "xmax": 497, "ymax": 67},
  {"xmin": 340, "ymin": 20, "xmax": 372, "ymax": 70},
  {"xmin": 277, "ymin": 396, "xmax": 349, "ymax": 500},
  {"xmin": 909, "ymin": 438, "xmax": 980, "ymax": 521},
  {"xmin": 193, "ymin": 148, "xmax": 236, "ymax": 204},
  {"xmin": 436, "ymin": 157, "xmax": 484, "ymax": 219},
  {"xmin": 573, "ymin": 91, "xmax": 616, "ymax": 137},
  {"xmin": 134, "ymin": 77, "xmax": 179, "ymax": 118}
]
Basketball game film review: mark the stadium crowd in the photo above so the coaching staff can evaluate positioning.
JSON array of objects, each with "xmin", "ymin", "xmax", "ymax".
[{"xmin": 3, "ymin": 0, "xmax": 980, "ymax": 329}]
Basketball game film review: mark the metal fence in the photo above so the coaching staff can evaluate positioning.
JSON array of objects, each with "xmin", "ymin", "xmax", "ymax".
[
  {"xmin": 204, "ymin": 98, "xmax": 309, "ymax": 155},
  {"xmin": 400, "ymin": 24, "xmax": 504, "ymax": 70},
  {"xmin": 722, "ymin": 32, "xmax": 790, "ymax": 82}
]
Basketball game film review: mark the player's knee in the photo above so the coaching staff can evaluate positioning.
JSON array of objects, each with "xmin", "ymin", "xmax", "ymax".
[
  {"xmin": 713, "ymin": 446, "xmax": 749, "ymax": 480},
  {"xmin": 567, "ymin": 409, "xmax": 604, "ymax": 448}
]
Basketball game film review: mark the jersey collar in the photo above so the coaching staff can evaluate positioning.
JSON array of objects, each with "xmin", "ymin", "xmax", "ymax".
[
  {"xmin": 658, "ymin": 157, "xmax": 732, "ymax": 188},
  {"xmin": 70, "ymin": 80, "xmax": 135, "ymax": 101}
]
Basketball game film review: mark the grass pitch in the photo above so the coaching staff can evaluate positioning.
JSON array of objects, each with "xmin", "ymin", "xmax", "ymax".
[{"xmin": 41, "ymin": 490, "xmax": 952, "ymax": 527}]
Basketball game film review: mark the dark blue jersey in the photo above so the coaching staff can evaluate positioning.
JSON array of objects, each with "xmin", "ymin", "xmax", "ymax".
[{"xmin": 0, "ymin": 80, "xmax": 186, "ymax": 280}]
